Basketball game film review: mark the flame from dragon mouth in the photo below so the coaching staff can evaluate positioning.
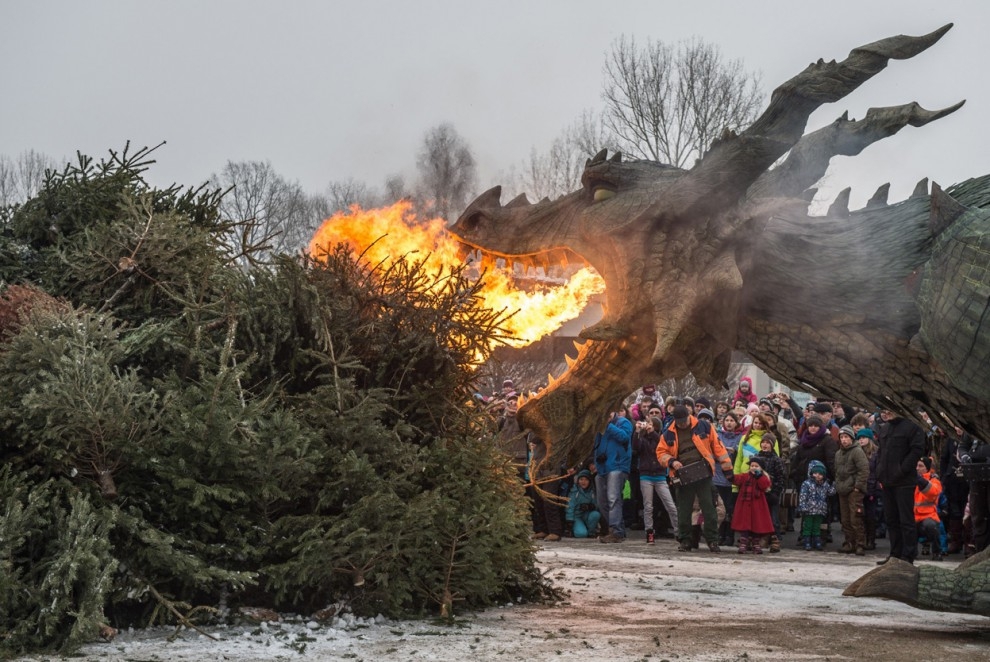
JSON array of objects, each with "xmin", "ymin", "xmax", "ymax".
[{"xmin": 307, "ymin": 200, "xmax": 605, "ymax": 350}]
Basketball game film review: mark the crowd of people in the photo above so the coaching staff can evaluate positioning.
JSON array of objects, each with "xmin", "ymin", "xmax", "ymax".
[{"xmin": 494, "ymin": 376, "xmax": 990, "ymax": 561}]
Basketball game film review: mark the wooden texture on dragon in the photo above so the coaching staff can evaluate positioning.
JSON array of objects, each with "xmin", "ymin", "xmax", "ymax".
[
  {"xmin": 451, "ymin": 23, "xmax": 990, "ymax": 617},
  {"xmin": 451, "ymin": 24, "xmax": 989, "ymax": 463}
]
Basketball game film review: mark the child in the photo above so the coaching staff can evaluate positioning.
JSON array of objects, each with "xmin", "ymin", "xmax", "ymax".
[
  {"xmin": 755, "ymin": 433, "xmax": 786, "ymax": 552},
  {"xmin": 731, "ymin": 455, "xmax": 775, "ymax": 553},
  {"xmin": 834, "ymin": 425, "xmax": 869, "ymax": 555},
  {"xmin": 798, "ymin": 459, "xmax": 836, "ymax": 551},
  {"xmin": 565, "ymin": 469, "xmax": 601, "ymax": 539}
]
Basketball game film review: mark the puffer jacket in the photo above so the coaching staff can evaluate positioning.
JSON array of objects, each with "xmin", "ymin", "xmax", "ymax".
[
  {"xmin": 798, "ymin": 460, "xmax": 836, "ymax": 516},
  {"xmin": 593, "ymin": 415, "xmax": 633, "ymax": 474},
  {"xmin": 565, "ymin": 470, "xmax": 598, "ymax": 522},
  {"xmin": 834, "ymin": 442, "xmax": 869, "ymax": 495}
]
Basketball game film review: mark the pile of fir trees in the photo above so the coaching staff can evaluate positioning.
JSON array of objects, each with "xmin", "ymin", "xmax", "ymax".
[{"xmin": 0, "ymin": 145, "xmax": 555, "ymax": 657}]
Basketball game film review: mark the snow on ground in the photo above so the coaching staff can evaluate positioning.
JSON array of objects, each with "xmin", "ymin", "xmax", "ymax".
[{"xmin": 14, "ymin": 531, "xmax": 990, "ymax": 661}]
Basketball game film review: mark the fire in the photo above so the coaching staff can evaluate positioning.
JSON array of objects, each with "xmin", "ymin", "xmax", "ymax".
[{"xmin": 308, "ymin": 201, "xmax": 604, "ymax": 348}]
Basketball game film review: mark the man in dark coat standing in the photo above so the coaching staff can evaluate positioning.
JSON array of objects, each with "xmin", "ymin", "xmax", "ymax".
[{"xmin": 875, "ymin": 408, "xmax": 926, "ymax": 564}]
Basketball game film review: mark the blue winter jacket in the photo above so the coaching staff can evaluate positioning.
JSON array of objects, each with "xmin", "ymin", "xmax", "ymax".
[{"xmin": 593, "ymin": 415, "xmax": 633, "ymax": 474}]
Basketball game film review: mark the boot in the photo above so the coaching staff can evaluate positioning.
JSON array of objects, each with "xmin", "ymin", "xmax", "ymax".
[
  {"xmin": 932, "ymin": 545, "xmax": 945, "ymax": 561},
  {"xmin": 864, "ymin": 518, "xmax": 877, "ymax": 550},
  {"xmin": 813, "ymin": 536, "xmax": 824, "ymax": 551},
  {"xmin": 738, "ymin": 536, "xmax": 749, "ymax": 554},
  {"xmin": 690, "ymin": 525, "xmax": 702, "ymax": 550},
  {"xmin": 751, "ymin": 539, "xmax": 763, "ymax": 555},
  {"xmin": 804, "ymin": 536, "xmax": 812, "ymax": 551},
  {"xmin": 921, "ymin": 542, "xmax": 931, "ymax": 556},
  {"xmin": 769, "ymin": 535, "xmax": 781, "ymax": 553}
]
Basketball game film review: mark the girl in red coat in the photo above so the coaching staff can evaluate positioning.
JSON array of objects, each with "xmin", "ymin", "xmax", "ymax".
[{"xmin": 732, "ymin": 455, "xmax": 775, "ymax": 554}]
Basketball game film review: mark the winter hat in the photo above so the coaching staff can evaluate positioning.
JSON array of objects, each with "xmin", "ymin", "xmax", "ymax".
[
  {"xmin": 502, "ymin": 379, "xmax": 514, "ymax": 388},
  {"xmin": 575, "ymin": 469, "xmax": 593, "ymax": 481},
  {"xmin": 809, "ymin": 460, "xmax": 827, "ymax": 477},
  {"xmin": 650, "ymin": 416, "xmax": 664, "ymax": 431},
  {"xmin": 921, "ymin": 456, "xmax": 934, "ymax": 471},
  {"xmin": 698, "ymin": 408, "xmax": 715, "ymax": 422},
  {"xmin": 806, "ymin": 415, "xmax": 825, "ymax": 428},
  {"xmin": 642, "ymin": 384, "xmax": 657, "ymax": 397},
  {"xmin": 759, "ymin": 398, "xmax": 774, "ymax": 409},
  {"xmin": 856, "ymin": 428, "xmax": 875, "ymax": 440},
  {"xmin": 839, "ymin": 425, "xmax": 856, "ymax": 440},
  {"xmin": 696, "ymin": 396, "xmax": 711, "ymax": 408},
  {"xmin": 672, "ymin": 404, "xmax": 691, "ymax": 424},
  {"xmin": 748, "ymin": 456, "xmax": 764, "ymax": 469}
]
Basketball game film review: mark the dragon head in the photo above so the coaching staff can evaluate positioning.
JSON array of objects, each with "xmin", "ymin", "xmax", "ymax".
[{"xmin": 451, "ymin": 24, "xmax": 965, "ymax": 464}]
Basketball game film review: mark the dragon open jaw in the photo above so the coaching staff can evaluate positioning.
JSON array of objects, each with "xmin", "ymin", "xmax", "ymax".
[{"xmin": 452, "ymin": 24, "xmax": 990, "ymax": 469}]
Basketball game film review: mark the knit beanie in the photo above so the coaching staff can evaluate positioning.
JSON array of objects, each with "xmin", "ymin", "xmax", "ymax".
[
  {"xmin": 856, "ymin": 428, "xmax": 875, "ymax": 440},
  {"xmin": 839, "ymin": 425, "xmax": 856, "ymax": 440},
  {"xmin": 806, "ymin": 415, "xmax": 825, "ymax": 428}
]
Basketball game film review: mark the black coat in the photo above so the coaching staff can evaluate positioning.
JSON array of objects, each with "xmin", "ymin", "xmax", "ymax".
[{"xmin": 876, "ymin": 417, "xmax": 926, "ymax": 489}]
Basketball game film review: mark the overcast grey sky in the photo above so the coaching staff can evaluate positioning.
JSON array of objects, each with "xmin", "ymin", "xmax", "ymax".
[{"xmin": 2, "ymin": 0, "xmax": 987, "ymax": 211}]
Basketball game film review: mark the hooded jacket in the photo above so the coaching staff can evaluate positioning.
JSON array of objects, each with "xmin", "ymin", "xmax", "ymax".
[
  {"xmin": 593, "ymin": 414, "xmax": 633, "ymax": 474},
  {"xmin": 566, "ymin": 470, "xmax": 598, "ymax": 522},
  {"xmin": 798, "ymin": 460, "xmax": 835, "ymax": 516}
]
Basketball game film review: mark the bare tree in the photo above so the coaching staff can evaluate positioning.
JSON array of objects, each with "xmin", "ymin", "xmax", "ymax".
[
  {"xmin": 414, "ymin": 123, "xmax": 477, "ymax": 221},
  {"xmin": 602, "ymin": 36, "xmax": 763, "ymax": 168},
  {"xmin": 0, "ymin": 150, "xmax": 58, "ymax": 208},
  {"xmin": 513, "ymin": 111, "xmax": 617, "ymax": 201},
  {"xmin": 210, "ymin": 160, "xmax": 319, "ymax": 264}
]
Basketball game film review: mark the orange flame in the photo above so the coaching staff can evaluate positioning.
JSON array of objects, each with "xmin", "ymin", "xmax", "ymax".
[{"xmin": 308, "ymin": 201, "xmax": 603, "ymax": 348}]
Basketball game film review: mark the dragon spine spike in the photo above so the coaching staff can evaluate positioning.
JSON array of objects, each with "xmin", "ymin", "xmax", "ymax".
[
  {"xmin": 608, "ymin": 152, "xmax": 622, "ymax": 163},
  {"xmin": 506, "ymin": 193, "xmax": 531, "ymax": 209},
  {"xmin": 912, "ymin": 177, "xmax": 929, "ymax": 198},
  {"xmin": 572, "ymin": 340, "xmax": 585, "ymax": 353},
  {"xmin": 547, "ymin": 372, "xmax": 556, "ymax": 387},
  {"xmin": 590, "ymin": 149, "xmax": 608, "ymax": 164},
  {"xmin": 866, "ymin": 183, "xmax": 890, "ymax": 209},
  {"xmin": 828, "ymin": 187, "xmax": 852, "ymax": 218},
  {"xmin": 462, "ymin": 186, "xmax": 502, "ymax": 217},
  {"xmin": 564, "ymin": 354, "xmax": 576, "ymax": 368},
  {"xmin": 801, "ymin": 188, "xmax": 818, "ymax": 202},
  {"xmin": 928, "ymin": 181, "xmax": 967, "ymax": 236},
  {"xmin": 837, "ymin": 110, "xmax": 849, "ymax": 122}
]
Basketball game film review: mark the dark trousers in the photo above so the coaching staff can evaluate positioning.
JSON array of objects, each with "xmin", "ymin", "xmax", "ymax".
[
  {"xmin": 530, "ymin": 482, "xmax": 563, "ymax": 536},
  {"xmin": 674, "ymin": 478, "xmax": 718, "ymax": 544},
  {"xmin": 970, "ymin": 480, "xmax": 990, "ymax": 552},
  {"xmin": 882, "ymin": 484, "xmax": 918, "ymax": 561}
]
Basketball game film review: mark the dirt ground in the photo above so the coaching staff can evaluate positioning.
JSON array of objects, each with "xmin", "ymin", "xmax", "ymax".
[{"xmin": 16, "ymin": 529, "xmax": 990, "ymax": 662}]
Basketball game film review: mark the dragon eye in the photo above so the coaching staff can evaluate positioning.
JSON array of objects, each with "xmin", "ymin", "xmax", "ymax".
[{"xmin": 592, "ymin": 186, "xmax": 616, "ymax": 202}]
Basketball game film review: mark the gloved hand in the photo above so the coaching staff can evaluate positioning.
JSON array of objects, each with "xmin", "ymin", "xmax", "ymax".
[
  {"xmin": 916, "ymin": 475, "xmax": 930, "ymax": 490},
  {"xmin": 723, "ymin": 468, "xmax": 734, "ymax": 481},
  {"xmin": 960, "ymin": 454, "xmax": 972, "ymax": 464}
]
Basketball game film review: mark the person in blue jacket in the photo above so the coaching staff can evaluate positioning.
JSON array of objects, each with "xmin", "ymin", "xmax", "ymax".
[
  {"xmin": 592, "ymin": 404, "xmax": 633, "ymax": 543},
  {"xmin": 565, "ymin": 469, "xmax": 601, "ymax": 538}
]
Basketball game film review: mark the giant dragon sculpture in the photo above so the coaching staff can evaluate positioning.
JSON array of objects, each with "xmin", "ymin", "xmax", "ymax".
[{"xmin": 450, "ymin": 24, "xmax": 990, "ymax": 615}]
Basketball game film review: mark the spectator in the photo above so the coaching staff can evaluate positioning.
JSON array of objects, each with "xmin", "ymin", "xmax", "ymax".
[
  {"xmin": 799, "ymin": 460, "xmax": 835, "ymax": 551},
  {"xmin": 876, "ymin": 408, "xmax": 926, "ymax": 565},
  {"xmin": 564, "ymin": 470, "xmax": 601, "ymax": 539},
  {"xmin": 856, "ymin": 428, "xmax": 881, "ymax": 550},
  {"xmin": 731, "ymin": 455, "xmax": 775, "ymax": 554},
  {"xmin": 834, "ymin": 426, "xmax": 869, "ymax": 555},
  {"xmin": 657, "ymin": 403, "xmax": 734, "ymax": 553},
  {"xmin": 756, "ymin": 433, "xmax": 786, "ymax": 552},
  {"xmin": 714, "ymin": 411, "xmax": 743, "ymax": 546},
  {"xmin": 733, "ymin": 377, "xmax": 758, "ymax": 405},
  {"xmin": 633, "ymin": 416, "xmax": 678, "ymax": 544},
  {"xmin": 914, "ymin": 456, "xmax": 944, "ymax": 560},
  {"xmin": 592, "ymin": 405, "xmax": 633, "ymax": 543}
]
